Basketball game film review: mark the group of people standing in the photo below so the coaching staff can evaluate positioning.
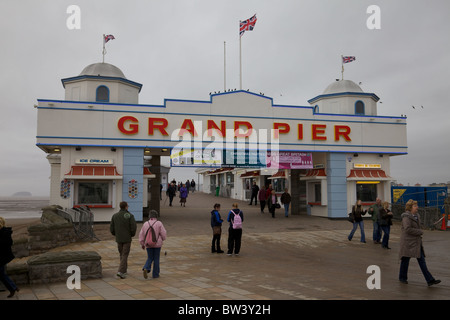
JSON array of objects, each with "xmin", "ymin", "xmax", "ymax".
[
  {"xmin": 249, "ymin": 182, "xmax": 291, "ymax": 218},
  {"xmin": 211, "ymin": 203, "xmax": 244, "ymax": 255},
  {"xmin": 347, "ymin": 198, "xmax": 441, "ymax": 286}
]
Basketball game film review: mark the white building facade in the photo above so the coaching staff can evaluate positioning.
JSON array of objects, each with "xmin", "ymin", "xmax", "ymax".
[{"xmin": 36, "ymin": 63, "xmax": 407, "ymax": 221}]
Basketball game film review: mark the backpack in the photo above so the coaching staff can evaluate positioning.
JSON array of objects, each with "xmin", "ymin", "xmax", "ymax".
[
  {"xmin": 144, "ymin": 221, "xmax": 158, "ymax": 246},
  {"xmin": 231, "ymin": 210, "xmax": 242, "ymax": 229}
]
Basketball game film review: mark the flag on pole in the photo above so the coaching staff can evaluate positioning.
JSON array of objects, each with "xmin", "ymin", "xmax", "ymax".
[
  {"xmin": 341, "ymin": 55, "xmax": 355, "ymax": 80},
  {"xmin": 240, "ymin": 14, "xmax": 257, "ymax": 37},
  {"xmin": 102, "ymin": 34, "xmax": 115, "ymax": 63},
  {"xmin": 104, "ymin": 34, "xmax": 115, "ymax": 43},
  {"xmin": 342, "ymin": 56, "xmax": 356, "ymax": 64}
]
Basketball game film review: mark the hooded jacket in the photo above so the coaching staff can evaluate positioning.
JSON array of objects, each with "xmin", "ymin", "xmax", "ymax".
[
  {"xmin": 0, "ymin": 227, "xmax": 15, "ymax": 266},
  {"xmin": 398, "ymin": 211, "xmax": 424, "ymax": 259}
]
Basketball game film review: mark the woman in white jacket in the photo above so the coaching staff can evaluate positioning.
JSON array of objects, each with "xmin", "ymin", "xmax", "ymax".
[{"xmin": 139, "ymin": 210, "xmax": 167, "ymax": 279}]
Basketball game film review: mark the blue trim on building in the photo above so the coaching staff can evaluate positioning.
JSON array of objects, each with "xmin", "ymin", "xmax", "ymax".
[
  {"xmin": 307, "ymin": 91, "xmax": 380, "ymax": 104},
  {"xmin": 61, "ymin": 75, "xmax": 143, "ymax": 92}
]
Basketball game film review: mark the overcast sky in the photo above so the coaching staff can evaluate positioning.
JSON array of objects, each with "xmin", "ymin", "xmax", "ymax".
[{"xmin": 0, "ymin": 0, "xmax": 449, "ymax": 196}]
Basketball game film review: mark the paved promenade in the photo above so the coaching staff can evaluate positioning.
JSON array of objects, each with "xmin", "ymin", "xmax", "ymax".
[{"xmin": 2, "ymin": 192, "xmax": 450, "ymax": 301}]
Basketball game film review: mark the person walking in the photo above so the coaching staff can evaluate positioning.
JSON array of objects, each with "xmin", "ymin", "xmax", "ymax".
[
  {"xmin": 258, "ymin": 185, "xmax": 267, "ymax": 213},
  {"xmin": 110, "ymin": 201, "xmax": 137, "ymax": 279},
  {"xmin": 179, "ymin": 183, "xmax": 188, "ymax": 207},
  {"xmin": 210, "ymin": 203, "xmax": 224, "ymax": 253},
  {"xmin": 268, "ymin": 190, "xmax": 279, "ymax": 218},
  {"xmin": 167, "ymin": 182, "xmax": 176, "ymax": 206},
  {"xmin": 139, "ymin": 210, "xmax": 167, "ymax": 279},
  {"xmin": 0, "ymin": 217, "xmax": 19, "ymax": 298},
  {"xmin": 380, "ymin": 201, "xmax": 393, "ymax": 249},
  {"xmin": 398, "ymin": 199, "xmax": 440, "ymax": 286},
  {"xmin": 368, "ymin": 197, "xmax": 382, "ymax": 244},
  {"xmin": 227, "ymin": 203, "xmax": 244, "ymax": 255},
  {"xmin": 280, "ymin": 188, "xmax": 291, "ymax": 217},
  {"xmin": 249, "ymin": 181, "xmax": 259, "ymax": 205},
  {"xmin": 347, "ymin": 200, "xmax": 367, "ymax": 243},
  {"xmin": 190, "ymin": 179, "xmax": 196, "ymax": 193}
]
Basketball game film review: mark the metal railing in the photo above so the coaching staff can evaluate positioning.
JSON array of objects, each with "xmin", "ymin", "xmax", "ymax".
[{"xmin": 57, "ymin": 206, "xmax": 99, "ymax": 240}]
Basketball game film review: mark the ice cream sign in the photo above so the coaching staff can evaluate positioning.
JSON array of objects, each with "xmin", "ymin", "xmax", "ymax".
[{"xmin": 76, "ymin": 158, "xmax": 114, "ymax": 165}]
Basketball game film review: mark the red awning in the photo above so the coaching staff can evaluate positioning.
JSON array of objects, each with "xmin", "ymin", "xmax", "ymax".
[
  {"xmin": 269, "ymin": 170, "xmax": 286, "ymax": 179},
  {"xmin": 240, "ymin": 170, "xmax": 260, "ymax": 178},
  {"xmin": 300, "ymin": 168, "xmax": 326, "ymax": 180},
  {"xmin": 207, "ymin": 167, "xmax": 234, "ymax": 175},
  {"xmin": 65, "ymin": 166, "xmax": 122, "ymax": 178},
  {"xmin": 347, "ymin": 169, "xmax": 391, "ymax": 181},
  {"xmin": 305, "ymin": 169, "xmax": 326, "ymax": 177}
]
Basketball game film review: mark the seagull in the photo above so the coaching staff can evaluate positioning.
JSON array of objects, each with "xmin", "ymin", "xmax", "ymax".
[
  {"xmin": 412, "ymin": 106, "xmax": 415, "ymax": 109},
  {"xmin": 421, "ymin": 105, "xmax": 424, "ymax": 108}
]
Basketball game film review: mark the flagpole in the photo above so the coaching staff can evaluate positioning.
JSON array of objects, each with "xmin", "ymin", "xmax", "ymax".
[
  {"xmin": 102, "ymin": 34, "xmax": 106, "ymax": 63},
  {"xmin": 224, "ymin": 41, "xmax": 227, "ymax": 92},
  {"xmin": 239, "ymin": 26, "xmax": 242, "ymax": 90},
  {"xmin": 341, "ymin": 55, "xmax": 344, "ymax": 80}
]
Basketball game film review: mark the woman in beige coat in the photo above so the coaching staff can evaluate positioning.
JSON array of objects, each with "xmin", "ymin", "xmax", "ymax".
[{"xmin": 398, "ymin": 199, "xmax": 440, "ymax": 286}]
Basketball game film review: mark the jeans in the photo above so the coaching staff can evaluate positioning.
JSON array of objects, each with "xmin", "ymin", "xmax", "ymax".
[
  {"xmin": 372, "ymin": 221, "xmax": 381, "ymax": 242},
  {"xmin": 399, "ymin": 248, "xmax": 435, "ymax": 284},
  {"xmin": 284, "ymin": 203, "xmax": 290, "ymax": 217},
  {"xmin": 0, "ymin": 264, "xmax": 17, "ymax": 292},
  {"xmin": 381, "ymin": 225, "xmax": 390, "ymax": 248},
  {"xmin": 348, "ymin": 221, "xmax": 365, "ymax": 242},
  {"xmin": 143, "ymin": 247, "xmax": 161, "ymax": 278}
]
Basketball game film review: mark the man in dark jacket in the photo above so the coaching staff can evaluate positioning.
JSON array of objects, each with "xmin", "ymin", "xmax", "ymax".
[
  {"xmin": 166, "ymin": 182, "xmax": 176, "ymax": 206},
  {"xmin": 0, "ymin": 217, "xmax": 19, "ymax": 297},
  {"xmin": 249, "ymin": 181, "xmax": 259, "ymax": 205},
  {"xmin": 110, "ymin": 202, "xmax": 137, "ymax": 279}
]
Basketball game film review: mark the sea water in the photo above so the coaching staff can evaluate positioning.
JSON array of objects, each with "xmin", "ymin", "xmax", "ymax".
[{"xmin": 0, "ymin": 197, "xmax": 49, "ymax": 220}]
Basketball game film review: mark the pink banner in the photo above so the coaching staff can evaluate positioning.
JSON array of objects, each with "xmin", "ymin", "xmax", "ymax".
[{"xmin": 266, "ymin": 151, "xmax": 313, "ymax": 169}]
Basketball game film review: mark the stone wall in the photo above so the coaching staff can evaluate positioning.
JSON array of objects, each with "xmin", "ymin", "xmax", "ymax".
[
  {"xmin": 12, "ymin": 205, "xmax": 77, "ymax": 257},
  {"xmin": 8, "ymin": 251, "xmax": 102, "ymax": 285}
]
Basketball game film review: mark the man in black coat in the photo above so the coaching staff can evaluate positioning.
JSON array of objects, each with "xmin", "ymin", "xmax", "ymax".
[
  {"xmin": 0, "ymin": 217, "xmax": 19, "ymax": 298},
  {"xmin": 249, "ymin": 181, "xmax": 259, "ymax": 205}
]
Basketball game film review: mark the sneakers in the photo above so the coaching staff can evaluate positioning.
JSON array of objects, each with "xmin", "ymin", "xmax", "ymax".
[{"xmin": 117, "ymin": 272, "xmax": 126, "ymax": 279}]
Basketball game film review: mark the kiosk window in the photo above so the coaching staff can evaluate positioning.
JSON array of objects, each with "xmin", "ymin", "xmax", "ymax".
[
  {"xmin": 77, "ymin": 181, "xmax": 110, "ymax": 205},
  {"xmin": 356, "ymin": 183, "xmax": 377, "ymax": 202}
]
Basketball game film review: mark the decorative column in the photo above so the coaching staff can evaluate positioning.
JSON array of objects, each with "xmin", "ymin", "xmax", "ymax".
[
  {"xmin": 122, "ymin": 148, "xmax": 144, "ymax": 221},
  {"xmin": 326, "ymin": 153, "xmax": 347, "ymax": 218}
]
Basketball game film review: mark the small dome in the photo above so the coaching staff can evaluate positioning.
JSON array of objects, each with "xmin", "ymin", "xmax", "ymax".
[
  {"xmin": 79, "ymin": 62, "xmax": 126, "ymax": 78},
  {"xmin": 323, "ymin": 80, "xmax": 363, "ymax": 94}
]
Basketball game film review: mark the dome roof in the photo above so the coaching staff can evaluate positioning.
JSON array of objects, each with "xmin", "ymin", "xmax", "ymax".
[
  {"xmin": 79, "ymin": 62, "xmax": 126, "ymax": 78},
  {"xmin": 323, "ymin": 80, "xmax": 363, "ymax": 94}
]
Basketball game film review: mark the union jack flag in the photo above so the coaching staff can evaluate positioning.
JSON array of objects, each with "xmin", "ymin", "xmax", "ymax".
[
  {"xmin": 240, "ymin": 14, "xmax": 257, "ymax": 37},
  {"xmin": 104, "ymin": 34, "xmax": 115, "ymax": 43},
  {"xmin": 342, "ymin": 56, "xmax": 356, "ymax": 64}
]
